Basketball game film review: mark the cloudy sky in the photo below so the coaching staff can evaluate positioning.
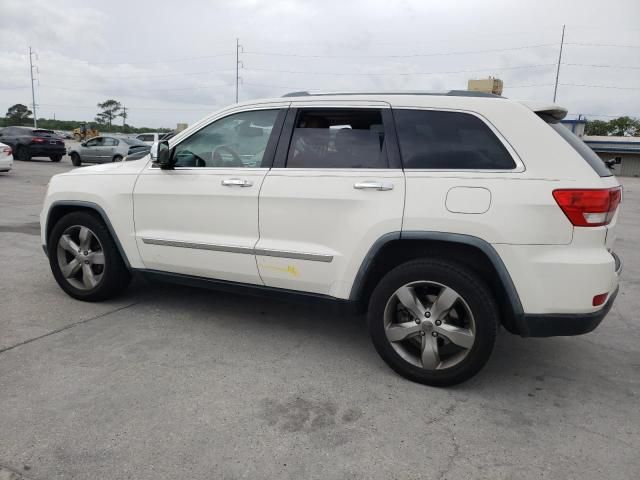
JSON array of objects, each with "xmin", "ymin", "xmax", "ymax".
[{"xmin": 1, "ymin": 0, "xmax": 639, "ymax": 128}]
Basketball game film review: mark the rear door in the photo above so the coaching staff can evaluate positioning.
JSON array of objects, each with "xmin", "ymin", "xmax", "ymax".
[
  {"xmin": 100, "ymin": 137, "xmax": 119, "ymax": 161},
  {"xmin": 255, "ymin": 102, "xmax": 405, "ymax": 298}
]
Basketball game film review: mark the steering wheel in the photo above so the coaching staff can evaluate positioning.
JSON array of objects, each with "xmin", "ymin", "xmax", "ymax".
[{"xmin": 212, "ymin": 145, "xmax": 243, "ymax": 167}]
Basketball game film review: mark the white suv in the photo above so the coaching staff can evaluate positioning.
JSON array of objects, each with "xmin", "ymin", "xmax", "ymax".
[{"xmin": 40, "ymin": 91, "xmax": 622, "ymax": 386}]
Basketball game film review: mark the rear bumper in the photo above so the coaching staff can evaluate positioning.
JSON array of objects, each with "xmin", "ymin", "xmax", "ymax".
[
  {"xmin": 29, "ymin": 146, "xmax": 66, "ymax": 157},
  {"xmin": 522, "ymin": 286, "xmax": 619, "ymax": 337}
]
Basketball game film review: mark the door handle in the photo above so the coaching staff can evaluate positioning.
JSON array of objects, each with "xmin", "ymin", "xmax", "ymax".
[
  {"xmin": 354, "ymin": 181, "xmax": 394, "ymax": 191},
  {"xmin": 222, "ymin": 178, "xmax": 253, "ymax": 187}
]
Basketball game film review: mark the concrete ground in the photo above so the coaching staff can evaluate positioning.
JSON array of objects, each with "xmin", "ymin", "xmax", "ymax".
[{"xmin": 0, "ymin": 157, "xmax": 638, "ymax": 480}]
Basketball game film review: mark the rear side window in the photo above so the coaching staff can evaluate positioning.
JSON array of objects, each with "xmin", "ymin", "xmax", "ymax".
[
  {"xmin": 286, "ymin": 109, "xmax": 387, "ymax": 168},
  {"xmin": 549, "ymin": 124, "xmax": 612, "ymax": 177},
  {"xmin": 394, "ymin": 109, "xmax": 516, "ymax": 170}
]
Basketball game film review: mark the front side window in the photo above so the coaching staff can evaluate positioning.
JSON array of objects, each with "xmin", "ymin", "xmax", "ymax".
[
  {"xmin": 394, "ymin": 109, "xmax": 516, "ymax": 170},
  {"xmin": 286, "ymin": 109, "xmax": 387, "ymax": 168},
  {"xmin": 173, "ymin": 109, "xmax": 280, "ymax": 168},
  {"xmin": 85, "ymin": 138, "xmax": 102, "ymax": 147}
]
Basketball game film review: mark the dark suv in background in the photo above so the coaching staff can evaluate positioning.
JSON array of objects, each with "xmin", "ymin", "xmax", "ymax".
[{"xmin": 0, "ymin": 127, "xmax": 66, "ymax": 162}]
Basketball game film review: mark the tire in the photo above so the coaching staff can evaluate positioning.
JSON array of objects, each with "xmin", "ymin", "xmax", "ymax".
[
  {"xmin": 48, "ymin": 211, "xmax": 131, "ymax": 301},
  {"xmin": 50, "ymin": 154, "xmax": 63, "ymax": 162},
  {"xmin": 70, "ymin": 153, "xmax": 81, "ymax": 167},
  {"xmin": 368, "ymin": 259, "xmax": 498, "ymax": 387},
  {"xmin": 112, "ymin": 155, "xmax": 123, "ymax": 162},
  {"xmin": 16, "ymin": 145, "xmax": 31, "ymax": 161}
]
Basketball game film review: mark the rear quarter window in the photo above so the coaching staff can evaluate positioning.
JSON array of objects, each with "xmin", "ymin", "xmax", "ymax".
[
  {"xmin": 394, "ymin": 109, "xmax": 516, "ymax": 170},
  {"xmin": 549, "ymin": 123, "xmax": 612, "ymax": 177}
]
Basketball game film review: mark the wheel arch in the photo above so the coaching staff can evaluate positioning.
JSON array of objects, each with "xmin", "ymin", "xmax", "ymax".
[
  {"xmin": 350, "ymin": 231, "xmax": 527, "ymax": 336},
  {"xmin": 45, "ymin": 201, "xmax": 131, "ymax": 269}
]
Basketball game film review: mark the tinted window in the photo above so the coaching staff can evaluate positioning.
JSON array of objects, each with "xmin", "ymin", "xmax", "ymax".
[
  {"xmin": 173, "ymin": 109, "xmax": 279, "ymax": 168},
  {"xmin": 550, "ymin": 124, "xmax": 612, "ymax": 177},
  {"xmin": 394, "ymin": 110, "xmax": 516, "ymax": 170},
  {"xmin": 137, "ymin": 134, "xmax": 154, "ymax": 142},
  {"xmin": 286, "ymin": 109, "xmax": 387, "ymax": 168},
  {"xmin": 33, "ymin": 129, "xmax": 55, "ymax": 136}
]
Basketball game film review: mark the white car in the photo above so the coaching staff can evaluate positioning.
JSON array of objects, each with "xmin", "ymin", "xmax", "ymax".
[
  {"xmin": 40, "ymin": 91, "xmax": 622, "ymax": 386},
  {"xmin": 0, "ymin": 142, "xmax": 13, "ymax": 172},
  {"xmin": 134, "ymin": 132, "xmax": 173, "ymax": 145}
]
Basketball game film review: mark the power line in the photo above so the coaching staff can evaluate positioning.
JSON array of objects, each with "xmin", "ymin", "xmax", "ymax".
[
  {"xmin": 41, "ymin": 68, "xmax": 235, "ymax": 79},
  {"xmin": 38, "ymin": 103, "xmax": 216, "ymax": 112},
  {"xmin": 36, "ymin": 82, "xmax": 234, "ymax": 93},
  {"xmin": 565, "ymin": 42, "xmax": 640, "ymax": 49},
  {"xmin": 560, "ymin": 83, "xmax": 640, "ymax": 90},
  {"xmin": 564, "ymin": 63, "xmax": 640, "ymax": 70},
  {"xmin": 244, "ymin": 63, "xmax": 556, "ymax": 77},
  {"xmin": 243, "ymin": 42, "xmax": 558, "ymax": 59},
  {"xmin": 38, "ymin": 53, "xmax": 234, "ymax": 66}
]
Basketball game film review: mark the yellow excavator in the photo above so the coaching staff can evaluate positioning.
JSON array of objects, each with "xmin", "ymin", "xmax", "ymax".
[{"xmin": 73, "ymin": 123, "xmax": 99, "ymax": 142}]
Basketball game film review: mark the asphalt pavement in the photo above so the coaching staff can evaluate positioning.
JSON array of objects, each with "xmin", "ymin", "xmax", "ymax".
[{"xmin": 1, "ymin": 157, "xmax": 638, "ymax": 479}]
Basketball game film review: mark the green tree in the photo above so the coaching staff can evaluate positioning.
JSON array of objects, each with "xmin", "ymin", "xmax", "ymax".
[
  {"xmin": 5, "ymin": 103, "xmax": 33, "ymax": 125},
  {"xmin": 585, "ymin": 119, "xmax": 609, "ymax": 136},
  {"xmin": 607, "ymin": 116, "xmax": 639, "ymax": 136},
  {"xmin": 96, "ymin": 99, "xmax": 122, "ymax": 128}
]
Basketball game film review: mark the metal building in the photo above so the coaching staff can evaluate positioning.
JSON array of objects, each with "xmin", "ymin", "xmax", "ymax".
[{"xmin": 583, "ymin": 136, "xmax": 640, "ymax": 177}]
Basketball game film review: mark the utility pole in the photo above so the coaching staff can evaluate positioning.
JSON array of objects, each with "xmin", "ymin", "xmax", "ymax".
[
  {"xmin": 553, "ymin": 24, "xmax": 565, "ymax": 103},
  {"xmin": 29, "ymin": 46, "xmax": 38, "ymax": 128},
  {"xmin": 235, "ymin": 38, "xmax": 243, "ymax": 103},
  {"xmin": 122, "ymin": 105, "xmax": 127, "ymax": 128}
]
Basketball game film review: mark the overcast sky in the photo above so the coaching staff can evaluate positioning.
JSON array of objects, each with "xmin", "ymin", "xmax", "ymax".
[{"xmin": 1, "ymin": 0, "xmax": 639, "ymax": 128}]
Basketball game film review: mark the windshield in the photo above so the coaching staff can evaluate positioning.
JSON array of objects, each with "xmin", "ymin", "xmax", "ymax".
[
  {"xmin": 33, "ymin": 129, "xmax": 55, "ymax": 136},
  {"xmin": 549, "ymin": 124, "xmax": 612, "ymax": 177},
  {"xmin": 122, "ymin": 138, "xmax": 148, "ymax": 146}
]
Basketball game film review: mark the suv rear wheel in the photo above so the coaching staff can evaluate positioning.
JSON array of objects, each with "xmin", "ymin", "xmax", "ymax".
[
  {"xmin": 48, "ymin": 211, "xmax": 131, "ymax": 301},
  {"xmin": 368, "ymin": 259, "xmax": 498, "ymax": 386}
]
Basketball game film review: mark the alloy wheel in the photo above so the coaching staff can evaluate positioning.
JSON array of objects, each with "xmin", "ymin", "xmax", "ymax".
[
  {"xmin": 56, "ymin": 225, "xmax": 105, "ymax": 290},
  {"xmin": 383, "ymin": 281, "xmax": 476, "ymax": 370}
]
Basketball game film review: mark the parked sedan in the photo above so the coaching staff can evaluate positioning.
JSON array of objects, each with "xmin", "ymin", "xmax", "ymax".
[
  {"xmin": 68, "ymin": 136, "xmax": 150, "ymax": 166},
  {"xmin": 0, "ymin": 142, "xmax": 13, "ymax": 173},
  {"xmin": 0, "ymin": 126, "xmax": 65, "ymax": 162}
]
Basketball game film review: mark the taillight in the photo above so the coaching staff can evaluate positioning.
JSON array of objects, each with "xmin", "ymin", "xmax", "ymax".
[
  {"xmin": 31, "ymin": 137, "xmax": 45, "ymax": 143},
  {"xmin": 552, "ymin": 187, "xmax": 622, "ymax": 227},
  {"xmin": 1, "ymin": 147, "xmax": 11, "ymax": 155}
]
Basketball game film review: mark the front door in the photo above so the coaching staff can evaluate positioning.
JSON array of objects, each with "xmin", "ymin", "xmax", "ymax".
[
  {"xmin": 133, "ymin": 105, "xmax": 287, "ymax": 284},
  {"xmin": 82, "ymin": 137, "xmax": 102, "ymax": 163},
  {"xmin": 255, "ymin": 103, "xmax": 406, "ymax": 299}
]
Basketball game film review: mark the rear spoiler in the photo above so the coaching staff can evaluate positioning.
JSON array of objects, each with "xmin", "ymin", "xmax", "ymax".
[{"xmin": 520, "ymin": 101, "xmax": 568, "ymax": 124}]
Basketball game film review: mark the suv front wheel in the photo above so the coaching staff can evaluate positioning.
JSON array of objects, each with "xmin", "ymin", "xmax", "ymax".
[
  {"xmin": 368, "ymin": 259, "xmax": 498, "ymax": 386},
  {"xmin": 48, "ymin": 211, "xmax": 131, "ymax": 301}
]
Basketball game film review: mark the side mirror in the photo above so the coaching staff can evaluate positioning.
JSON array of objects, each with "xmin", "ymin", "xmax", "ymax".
[
  {"xmin": 156, "ymin": 140, "xmax": 174, "ymax": 169},
  {"xmin": 81, "ymin": 142, "xmax": 86, "ymax": 147}
]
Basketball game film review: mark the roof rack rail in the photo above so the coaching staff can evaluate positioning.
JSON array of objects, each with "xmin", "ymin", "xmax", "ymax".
[{"xmin": 281, "ymin": 90, "xmax": 503, "ymax": 98}]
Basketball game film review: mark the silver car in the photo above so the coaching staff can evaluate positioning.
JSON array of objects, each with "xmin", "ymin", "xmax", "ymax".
[{"xmin": 68, "ymin": 136, "xmax": 150, "ymax": 166}]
